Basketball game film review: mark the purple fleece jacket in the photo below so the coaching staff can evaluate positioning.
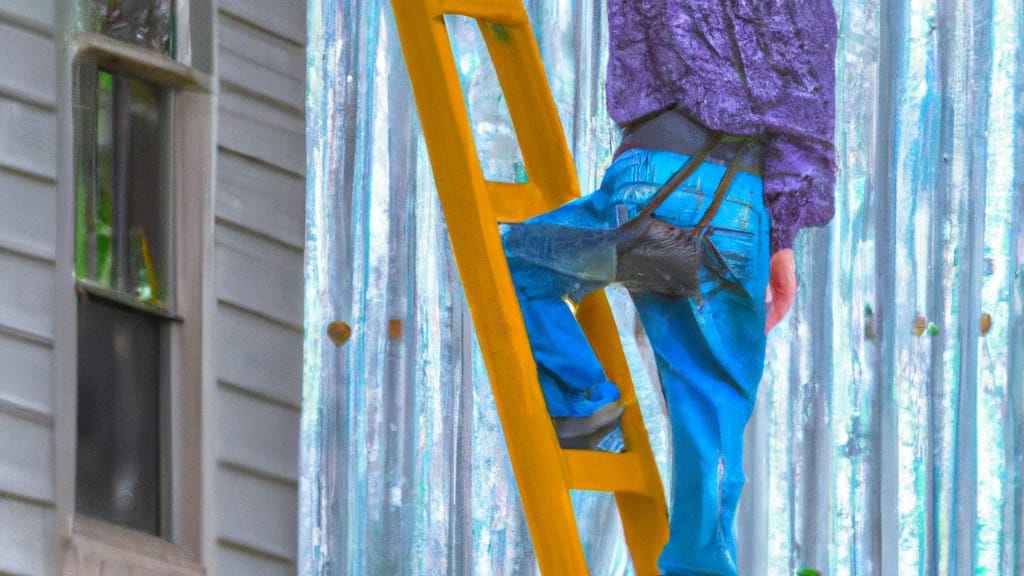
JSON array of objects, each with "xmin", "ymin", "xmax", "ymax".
[{"xmin": 606, "ymin": 0, "xmax": 838, "ymax": 253}]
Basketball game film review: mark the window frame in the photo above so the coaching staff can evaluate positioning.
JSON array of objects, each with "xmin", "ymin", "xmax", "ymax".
[
  {"xmin": 75, "ymin": 64, "xmax": 177, "ymax": 314},
  {"xmin": 53, "ymin": 1, "xmax": 217, "ymax": 570}
]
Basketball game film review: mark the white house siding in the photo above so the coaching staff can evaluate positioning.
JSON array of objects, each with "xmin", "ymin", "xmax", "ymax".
[
  {"xmin": 0, "ymin": 2, "xmax": 58, "ymax": 575},
  {"xmin": 213, "ymin": 2, "xmax": 305, "ymax": 575}
]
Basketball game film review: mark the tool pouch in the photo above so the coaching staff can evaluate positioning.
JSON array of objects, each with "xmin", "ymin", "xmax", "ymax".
[
  {"xmin": 613, "ymin": 133, "xmax": 752, "ymax": 298},
  {"xmin": 502, "ymin": 132, "xmax": 753, "ymax": 299}
]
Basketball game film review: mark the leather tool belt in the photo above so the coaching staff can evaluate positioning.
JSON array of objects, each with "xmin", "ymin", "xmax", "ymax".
[{"xmin": 503, "ymin": 126, "xmax": 757, "ymax": 299}]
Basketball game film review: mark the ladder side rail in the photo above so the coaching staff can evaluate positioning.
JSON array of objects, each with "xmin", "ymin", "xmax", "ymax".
[
  {"xmin": 390, "ymin": 3, "xmax": 592, "ymax": 574},
  {"xmin": 573, "ymin": 296, "xmax": 669, "ymax": 572},
  {"xmin": 393, "ymin": 1, "xmax": 670, "ymax": 573},
  {"xmin": 479, "ymin": 14, "xmax": 671, "ymax": 571}
]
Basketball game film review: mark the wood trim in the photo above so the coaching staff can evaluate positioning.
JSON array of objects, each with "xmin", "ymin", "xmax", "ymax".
[
  {"xmin": 65, "ymin": 516, "xmax": 206, "ymax": 575},
  {"xmin": 54, "ymin": 3, "xmax": 219, "ymax": 573},
  {"xmin": 72, "ymin": 32, "xmax": 212, "ymax": 92}
]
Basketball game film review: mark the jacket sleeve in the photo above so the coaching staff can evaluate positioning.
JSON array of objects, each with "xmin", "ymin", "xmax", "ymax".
[{"xmin": 761, "ymin": 132, "xmax": 837, "ymax": 253}]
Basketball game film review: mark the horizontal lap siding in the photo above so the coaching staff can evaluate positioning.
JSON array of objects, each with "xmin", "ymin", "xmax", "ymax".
[
  {"xmin": 0, "ymin": 99, "xmax": 57, "ymax": 180},
  {"xmin": 215, "ymin": 304, "xmax": 302, "ymax": 408},
  {"xmin": 0, "ymin": 411, "xmax": 54, "ymax": 503},
  {"xmin": 218, "ymin": 0, "xmax": 305, "ymax": 45},
  {"xmin": 214, "ymin": 1, "xmax": 305, "ymax": 573},
  {"xmin": 215, "ymin": 466, "xmax": 298, "ymax": 562},
  {"xmin": 0, "ymin": 498, "xmax": 55, "ymax": 575},
  {"xmin": 215, "ymin": 152, "xmax": 304, "ymax": 249},
  {"xmin": 216, "ymin": 386, "xmax": 300, "ymax": 483},
  {"xmin": 0, "ymin": 332, "xmax": 53, "ymax": 416},
  {"xmin": 218, "ymin": 90, "xmax": 304, "ymax": 177},
  {"xmin": 0, "ymin": 20, "xmax": 56, "ymax": 106},
  {"xmin": 0, "ymin": 0, "xmax": 56, "ymax": 34},
  {"xmin": 0, "ymin": 9, "xmax": 57, "ymax": 576},
  {"xmin": 217, "ymin": 545, "xmax": 294, "ymax": 576},
  {"xmin": 0, "ymin": 170, "xmax": 57, "ymax": 260},
  {"xmin": 215, "ymin": 222, "xmax": 303, "ymax": 329},
  {"xmin": 0, "ymin": 250, "xmax": 55, "ymax": 340},
  {"xmin": 219, "ymin": 14, "xmax": 303, "ymax": 112}
]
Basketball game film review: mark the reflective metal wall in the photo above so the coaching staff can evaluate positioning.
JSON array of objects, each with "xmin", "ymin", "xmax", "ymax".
[{"xmin": 301, "ymin": 1, "xmax": 1023, "ymax": 574}]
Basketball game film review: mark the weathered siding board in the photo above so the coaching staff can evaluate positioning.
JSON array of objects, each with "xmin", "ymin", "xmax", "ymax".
[
  {"xmin": 0, "ymin": 497, "xmax": 54, "ymax": 575},
  {"xmin": 0, "ymin": 333, "xmax": 52, "ymax": 416},
  {"xmin": 213, "ymin": 4, "xmax": 304, "ymax": 573},
  {"xmin": 0, "ymin": 169, "xmax": 57, "ymax": 260},
  {"xmin": 216, "ymin": 385, "xmax": 300, "ymax": 483},
  {"xmin": 215, "ymin": 151, "xmax": 304, "ymax": 249},
  {"xmin": 0, "ymin": 20, "xmax": 56, "ymax": 107},
  {"xmin": 0, "ymin": 412, "xmax": 53, "ymax": 503},
  {"xmin": 215, "ymin": 466, "xmax": 298, "ymax": 562},
  {"xmin": 216, "ymin": 223, "xmax": 303, "ymax": 328},
  {"xmin": 215, "ymin": 304, "xmax": 302, "ymax": 408},
  {"xmin": 219, "ymin": 0, "xmax": 304, "ymax": 44},
  {"xmin": 217, "ymin": 545, "xmax": 294, "ymax": 576},
  {"xmin": 0, "ymin": 98, "xmax": 57, "ymax": 180},
  {"xmin": 0, "ymin": 0, "xmax": 56, "ymax": 33},
  {"xmin": 218, "ymin": 14, "xmax": 304, "ymax": 112},
  {"xmin": 218, "ymin": 90, "xmax": 304, "ymax": 177},
  {"xmin": 0, "ymin": 250, "xmax": 54, "ymax": 339}
]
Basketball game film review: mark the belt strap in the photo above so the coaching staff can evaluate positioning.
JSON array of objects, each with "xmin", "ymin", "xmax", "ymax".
[
  {"xmin": 623, "ymin": 133, "xmax": 753, "ymax": 233},
  {"xmin": 618, "ymin": 108, "xmax": 763, "ymax": 170}
]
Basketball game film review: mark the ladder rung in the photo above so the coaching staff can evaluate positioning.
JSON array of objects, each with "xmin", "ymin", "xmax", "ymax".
[
  {"xmin": 487, "ymin": 181, "xmax": 570, "ymax": 222},
  {"xmin": 563, "ymin": 450, "xmax": 650, "ymax": 494},
  {"xmin": 431, "ymin": 0, "xmax": 529, "ymax": 24}
]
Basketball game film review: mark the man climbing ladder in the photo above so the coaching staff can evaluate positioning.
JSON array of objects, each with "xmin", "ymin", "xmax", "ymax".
[{"xmin": 392, "ymin": 1, "xmax": 837, "ymax": 574}]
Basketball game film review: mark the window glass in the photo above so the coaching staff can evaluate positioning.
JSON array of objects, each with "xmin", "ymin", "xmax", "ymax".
[
  {"xmin": 89, "ymin": 0, "xmax": 176, "ymax": 56},
  {"xmin": 74, "ymin": 64, "xmax": 173, "ymax": 536},
  {"xmin": 76, "ymin": 296, "xmax": 162, "ymax": 535},
  {"xmin": 76, "ymin": 70, "xmax": 170, "ymax": 309}
]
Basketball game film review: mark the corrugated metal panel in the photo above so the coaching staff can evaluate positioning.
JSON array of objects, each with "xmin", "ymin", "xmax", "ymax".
[{"xmin": 302, "ymin": 0, "xmax": 1023, "ymax": 574}]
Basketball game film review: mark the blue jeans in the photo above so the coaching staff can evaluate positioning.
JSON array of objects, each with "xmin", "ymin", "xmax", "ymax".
[{"xmin": 504, "ymin": 148, "xmax": 771, "ymax": 575}]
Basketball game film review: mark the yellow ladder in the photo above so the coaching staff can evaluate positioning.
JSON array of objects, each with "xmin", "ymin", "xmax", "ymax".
[{"xmin": 390, "ymin": 1, "xmax": 668, "ymax": 573}]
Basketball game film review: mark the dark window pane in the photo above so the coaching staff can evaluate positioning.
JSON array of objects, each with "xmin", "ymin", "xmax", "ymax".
[
  {"xmin": 76, "ymin": 296, "xmax": 162, "ymax": 535},
  {"xmin": 89, "ymin": 0, "xmax": 175, "ymax": 56},
  {"xmin": 77, "ymin": 70, "xmax": 170, "ymax": 308}
]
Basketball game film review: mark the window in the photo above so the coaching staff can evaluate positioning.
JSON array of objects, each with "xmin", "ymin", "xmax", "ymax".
[
  {"xmin": 75, "ymin": 70, "xmax": 171, "ymax": 307},
  {"xmin": 68, "ymin": 0, "xmax": 211, "ymax": 549},
  {"xmin": 74, "ymin": 65, "xmax": 174, "ymax": 535},
  {"xmin": 87, "ymin": 0, "xmax": 176, "ymax": 56}
]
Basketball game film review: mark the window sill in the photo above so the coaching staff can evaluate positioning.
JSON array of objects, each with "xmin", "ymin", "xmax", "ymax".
[
  {"xmin": 76, "ymin": 279, "xmax": 182, "ymax": 321},
  {"xmin": 63, "ymin": 517, "xmax": 206, "ymax": 576},
  {"xmin": 73, "ymin": 32, "xmax": 212, "ymax": 92}
]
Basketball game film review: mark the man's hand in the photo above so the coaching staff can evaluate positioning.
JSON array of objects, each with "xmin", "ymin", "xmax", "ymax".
[{"xmin": 765, "ymin": 249, "xmax": 797, "ymax": 333}]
